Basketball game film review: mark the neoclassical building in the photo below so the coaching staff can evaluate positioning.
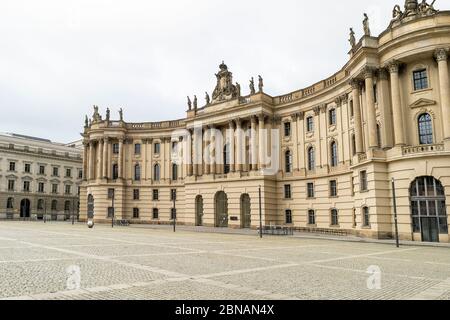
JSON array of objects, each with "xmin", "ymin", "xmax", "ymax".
[
  {"xmin": 0, "ymin": 133, "xmax": 83, "ymax": 220},
  {"xmin": 80, "ymin": 0, "xmax": 450, "ymax": 243}
]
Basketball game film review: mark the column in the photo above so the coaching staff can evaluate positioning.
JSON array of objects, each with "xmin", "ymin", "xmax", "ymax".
[
  {"xmin": 210, "ymin": 125, "xmax": 216, "ymax": 174},
  {"xmin": 142, "ymin": 139, "xmax": 147, "ymax": 180},
  {"xmin": 388, "ymin": 61, "xmax": 406, "ymax": 146},
  {"xmin": 250, "ymin": 116, "xmax": 258, "ymax": 171},
  {"xmin": 102, "ymin": 137, "xmax": 108, "ymax": 178},
  {"xmin": 204, "ymin": 128, "xmax": 210, "ymax": 175},
  {"xmin": 192, "ymin": 130, "xmax": 198, "ymax": 176},
  {"xmin": 258, "ymin": 114, "xmax": 265, "ymax": 169},
  {"xmin": 350, "ymin": 79, "xmax": 364, "ymax": 153},
  {"xmin": 82, "ymin": 142, "xmax": 88, "ymax": 181},
  {"xmin": 377, "ymin": 68, "xmax": 394, "ymax": 149},
  {"xmin": 118, "ymin": 138, "xmax": 124, "ymax": 179},
  {"xmin": 229, "ymin": 121, "xmax": 236, "ymax": 172},
  {"xmin": 187, "ymin": 131, "xmax": 193, "ymax": 176},
  {"xmin": 88, "ymin": 141, "xmax": 95, "ymax": 180},
  {"xmin": 292, "ymin": 113, "xmax": 299, "ymax": 172},
  {"xmin": 364, "ymin": 67, "xmax": 378, "ymax": 149},
  {"xmin": 298, "ymin": 112, "xmax": 306, "ymax": 171},
  {"xmin": 436, "ymin": 48, "xmax": 450, "ymax": 140},
  {"xmin": 236, "ymin": 119, "xmax": 243, "ymax": 172}
]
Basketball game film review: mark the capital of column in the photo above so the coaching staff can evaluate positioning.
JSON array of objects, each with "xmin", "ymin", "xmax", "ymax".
[
  {"xmin": 258, "ymin": 114, "xmax": 265, "ymax": 123},
  {"xmin": 349, "ymin": 78, "xmax": 363, "ymax": 90},
  {"xmin": 377, "ymin": 68, "xmax": 389, "ymax": 81},
  {"xmin": 250, "ymin": 115, "xmax": 257, "ymax": 124},
  {"xmin": 228, "ymin": 120, "xmax": 235, "ymax": 129},
  {"xmin": 235, "ymin": 118, "xmax": 242, "ymax": 127},
  {"xmin": 319, "ymin": 104, "xmax": 327, "ymax": 113},
  {"xmin": 313, "ymin": 106, "xmax": 321, "ymax": 116},
  {"xmin": 363, "ymin": 66, "xmax": 375, "ymax": 79},
  {"xmin": 387, "ymin": 60, "xmax": 400, "ymax": 74},
  {"xmin": 335, "ymin": 96, "xmax": 343, "ymax": 107},
  {"xmin": 435, "ymin": 48, "xmax": 449, "ymax": 62},
  {"xmin": 341, "ymin": 93, "xmax": 349, "ymax": 104}
]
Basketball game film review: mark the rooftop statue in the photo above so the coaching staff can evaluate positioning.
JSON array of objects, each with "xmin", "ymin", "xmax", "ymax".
[
  {"xmin": 391, "ymin": 0, "xmax": 438, "ymax": 26},
  {"xmin": 236, "ymin": 82, "xmax": 241, "ymax": 98},
  {"xmin": 363, "ymin": 13, "xmax": 371, "ymax": 36},
  {"xmin": 119, "ymin": 108, "xmax": 123, "ymax": 121},
  {"xmin": 92, "ymin": 105, "xmax": 102, "ymax": 123},
  {"xmin": 84, "ymin": 115, "xmax": 89, "ymax": 128},
  {"xmin": 249, "ymin": 77, "xmax": 256, "ymax": 95},
  {"xmin": 205, "ymin": 92, "xmax": 210, "ymax": 105},
  {"xmin": 349, "ymin": 28, "xmax": 356, "ymax": 48},
  {"xmin": 419, "ymin": 0, "xmax": 438, "ymax": 15},
  {"xmin": 187, "ymin": 96, "xmax": 192, "ymax": 110},
  {"xmin": 211, "ymin": 61, "xmax": 238, "ymax": 103},
  {"xmin": 258, "ymin": 75, "xmax": 264, "ymax": 93},
  {"xmin": 193, "ymin": 95, "xmax": 198, "ymax": 110},
  {"xmin": 106, "ymin": 108, "xmax": 110, "ymax": 122}
]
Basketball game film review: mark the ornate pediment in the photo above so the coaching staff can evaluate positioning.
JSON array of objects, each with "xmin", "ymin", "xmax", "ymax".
[{"xmin": 410, "ymin": 98, "xmax": 436, "ymax": 109}]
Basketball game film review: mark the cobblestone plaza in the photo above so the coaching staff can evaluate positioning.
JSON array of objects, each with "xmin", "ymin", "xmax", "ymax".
[{"xmin": 0, "ymin": 222, "xmax": 449, "ymax": 300}]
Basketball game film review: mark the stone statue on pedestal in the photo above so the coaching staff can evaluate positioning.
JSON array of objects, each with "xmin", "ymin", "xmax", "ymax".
[
  {"xmin": 84, "ymin": 115, "xmax": 89, "ymax": 128},
  {"xmin": 211, "ymin": 61, "xmax": 238, "ymax": 103},
  {"xmin": 363, "ymin": 13, "xmax": 371, "ymax": 36},
  {"xmin": 106, "ymin": 108, "xmax": 110, "ymax": 122},
  {"xmin": 249, "ymin": 77, "xmax": 256, "ymax": 95},
  {"xmin": 119, "ymin": 108, "xmax": 123, "ymax": 121},
  {"xmin": 92, "ymin": 105, "xmax": 102, "ymax": 123},
  {"xmin": 349, "ymin": 28, "xmax": 356, "ymax": 48},
  {"xmin": 236, "ymin": 82, "xmax": 241, "ymax": 98},
  {"xmin": 205, "ymin": 92, "xmax": 210, "ymax": 105},
  {"xmin": 193, "ymin": 95, "xmax": 198, "ymax": 110},
  {"xmin": 187, "ymin": 96, "xmax": 192, "ymax": 110},
  {"xmin": 258, "ymin": 75, "xmax": 264, "ymax": 93}
]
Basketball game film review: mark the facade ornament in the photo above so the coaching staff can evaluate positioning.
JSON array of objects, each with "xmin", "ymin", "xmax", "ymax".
[
  {"xmin": 258, "ymin": 75, "xmax": 264, "ymax": 93},
  {"xmin": 349, "ymin": 28, "xmax": 356, "ymax": 48},
  {"xmin": 193, "ymin": 95, "xmax": 198, "ymax": 110},
  {"xmin": 392, "ymin": 5, "xmax": 403, "ymax": 21},
  {"xmin": 319, "ymin": 104, "xmax": 327, "ymax": 113},
  {"xmin": 363, "ymin": 13, "xmax": 371, "ymax": 36},
  {"xmin": 419, "ymin": 0, "xmax": 438, "ymax": 16},
  {"xmin": 387, "ymin": 61, "xmax": 400, "ymax": 74},
  {"xmin": 335, "ymin": 96, "xmax": 342, "ymax": 107},
  {"xmin": 106, "ymin": 108, "xmax": 110, "ymax": 122},
  {"xmin": 341, "ymin": 94, "xmax": 349, "ymax": 104},
  {"xmin": 363, "ymin": 66, "xmax": 375, "ymax": 79},
  {"xmin": 391, "ymin": 0, "xmax": 438, "ymax": 26},
  {"xmin": 205, "ymin": 92, "xmax": 210, "ymax": 105},
  {"xmin": 349, "ymin": 78, "xmax": 363, "ymax": 89},
  {"xmin": 88, "ymin": 118, "xmax": 92, "ymax": 126},
  {"xmin": 313, "ymin": 106, "xmax": 321, "ymax": 116},
  {"xmin": 435, "ymin": 48, "xmax": 448, "ymax": 62},
  {"xmin": 236, "ymin": 82, "xmax": 241, "ymax": 98},
  {"xmin": 249, "ymin": 77, "xmax": 256, "ymax": 95},
  {"xmin": 119, "ymin": 108, "xmax": 123, "ymax": 121},
  {"xmin": 187, "ymin": 96, "xmax": 192, "ymax": 110},
  {"xmin": 211, "ymin": 61, "xmax": 238, "ymax": 103},
  {"xmin": 92, "ymin": 105, "xmax": 102, "ymax": 123}
]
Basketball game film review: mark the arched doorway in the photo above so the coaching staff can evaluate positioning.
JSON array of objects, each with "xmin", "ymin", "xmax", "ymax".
[
  {"xmin": 240, "ymin": 194, "xmax": 251, "ymax": 228},
  {"xmin": 195, "ymin": 195, "xmax": 204, "ymax": 226},
  {"xmin": 87, "ymin": 194, "xmax": 94, "ymax": 219},
  {"xmin": 410, "ymin": 176, "xmax": 448, "ymax": 243},
  {"xmin": 20, "ymin": 199, "xmax": 31, "ymax": 218},
  {"xmin": 215, "ymin": 191, "xmax": 228, "ymax": 228}
]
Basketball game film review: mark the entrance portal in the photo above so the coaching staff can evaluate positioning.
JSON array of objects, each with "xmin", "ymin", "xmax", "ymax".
[
  {"xmin": 215, "ymin": 191, "xmax": 228, "ymax": 228},
  {"xmin": 20, "ymin": 199, "xmax": 31, "ymax": 218}
]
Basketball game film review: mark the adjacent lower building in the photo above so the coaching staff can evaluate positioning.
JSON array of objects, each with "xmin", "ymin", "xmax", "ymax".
[
  {"xmin": 0, "ymin": 133, "xmax": 83, "ymax": 221},
  {"xmin": 80, "ymin": 0, "xmax": 450, "ymax": 243}
]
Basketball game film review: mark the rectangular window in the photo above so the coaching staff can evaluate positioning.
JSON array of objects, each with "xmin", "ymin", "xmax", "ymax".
[
  {"xmin": 108, "ymin": 188, "xmax": 115, "ymax": 199},
  {"xmin": 39, "ymin": 165, "xmax": 45, "ymax": 175},
  {"xmin": 306, "ymin": 117, "xmax": 314, "ymax": 132},
  {"xmin": 113, "ymin": 143, "xmax": 119, "ymax": 154},
  {"xmin": 135, "ymin": 143, "xmax": 141, "ymax": 155},
  {"xmin": 360, "ymin": 171, "xmax": 368, "ymax": 191},
  {"xmin": 38, "ymin": 182, "xmax": 45, "ymax": 193},
  {"xmin": 152, "ymin": 208, "xmax": 159, "ymax": 219},
  {"xmin": 308, "ymin": 210, "xmax": 316, "ymax": 225},
  {"xmin": 112, "ymin": 164, "xmax": 119, "ymax": 180},
  {"xmin": 23, "ymin": 181, "xmax": 30, "ymax": 192},
  {"xmin": 413, "ymin": 69, "xmax": 428, "ymax": 91},
  {"xmin": 133, "ymin": 189, "xmax": 140, "ymax": 200},
  {"xmin": 24, "ymin": 163, "xmax": 31, "ymax": 173},
  {"xmin": 9, "ymin": 162, "xmax": 15, "ymax": 171},
  {"xmin": 107, "ymin": 207, "xmax": 114, "ymax": 218},
  {"xmin": 330, "ymin": 180, "xmax": 337, "ymax": 197},
  {"xmin": 8, "ymin": 180, "xmax": 15, "ymax": 191},
  {"xmin": 66, "ymin": 168, "xmax": 72, "ymax": 178},
  {"xmin": 154, "ymin": 143, "xmax": 161, "ymax": 154},
  {"xmin": 307, "ymin": 183, "xmax": 315, "ymax": 198},
  {"xmin": 170, "ymin": 189, "xmax": 177, "ymax": 201},
  {"xmin": 153, "ymin": 189, "xmax": 159, "ymax": 201},
  {"xmin": 349, "ymin": 100, "xmax": 354, "ymax": 118},
  {"xmin": 285, "ymin": 210, "xmax": 293, "ymax": 224},
  {"xmin": 78, "ymin": 170, "xmax": 83, "ymax": 179},
  {"xmin": 329, "ymin": 109, "xmax": 336, "ymax": 125},
  {"xmin": 331, "ymin": 209, "xmax": 339, "ymax": 226},
  {"xmin": 284, "ymin": 122, "xmax": 291, "ymax": 137},
  {"xmin": 171, "ymin": 208, "xmax": 177, "ymax": 220},
  {"xmin": 133, "ymin": 208, "xmax": 140, "ymax": 219},
  {"xmin": 284, "ymin": 185, "xmax": 292, "ymax": 199},
  {"xmin": 52, "ymin": 167, "xmax": 59, "ymax": 177},
  {"xmin": 52, "ymin": 184, "xmax": 58, "ymax": 194},
  {"xmin": 65, "ymin": 185, "xmax": 71, "ymax": 195},
  {"xmin": 363, "ymin": 207, "xmax": 370, "ymax": 227}
]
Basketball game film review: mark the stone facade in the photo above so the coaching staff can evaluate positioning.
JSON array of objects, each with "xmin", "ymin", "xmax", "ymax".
[
  {"xmin": 0, "ymin": 133, "xmax": 83, "ymax": 221},
  {"xmin": 80, "ymin": 2, "xmax": 450, "ymax": 243}
]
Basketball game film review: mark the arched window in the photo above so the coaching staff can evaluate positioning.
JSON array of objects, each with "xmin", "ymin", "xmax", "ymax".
[
  {"xmin": 172, "ymin": 163, "xmax": 178, "ymax": 180},
  {"xmin": 37, "ymin": 199, "xmax": 44, "ymax": 211},
  {"xmin": 362, "ymin": 207, "xmax": 370, "ymax": 227},
  {"xmin": 224, "ymin": 144, "xmax": 230, "ymax": 174},
  {"xmin": 330, "ymin": 141, "xmax": 338, "ymax": 167},
  {"xmin": 51, "ymin": 200, "xmax": 58, "ymax": 211},
  {"xmin": 153, "ymin": 164, "xmax": 160, "ymax": 181},
  {"xmin": 308, "ymin": 209, "xmax": 316, "ymax": 225},
  {"xmin": 307, "ymin": 147, "xmax": 315, "ymax": 171},
  {"xmin": 418, "ymin": 113, "xmax": 433, "ymax": 145},
  {"xmin": 331, "ymin": 209, "xmax": 339, "ymax": 226},
  {"xmin": 134, "ymin": 164, "xmax": 141, "ymax": 181},
  {"xmin": 6, "ymin": 198, "xmax": 14, "ymax": 209},
  {"xmin": 285, "ymin": 150, "xmax": 292, "ymax": 173}
]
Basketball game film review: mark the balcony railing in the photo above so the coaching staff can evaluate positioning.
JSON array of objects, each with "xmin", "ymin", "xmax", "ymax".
[{"xmin": 402, "ymin": 144, "xmax": 444, "ymax": 155}]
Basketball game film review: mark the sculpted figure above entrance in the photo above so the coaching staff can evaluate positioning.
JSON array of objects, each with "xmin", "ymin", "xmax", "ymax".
[{"xmin": 211, "ymin": 61, "xmax": 238, "ymax": 104}]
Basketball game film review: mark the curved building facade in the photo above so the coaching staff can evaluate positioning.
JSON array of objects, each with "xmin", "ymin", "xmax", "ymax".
[{"xmin": 80, "ymin": 1, "xmax": 450, "ymax": 242}]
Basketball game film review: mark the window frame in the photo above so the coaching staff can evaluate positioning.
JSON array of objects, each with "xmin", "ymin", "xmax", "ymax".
[{"xmin": 412, "ymin": 68, "xmax": 429, "ymax": 91}]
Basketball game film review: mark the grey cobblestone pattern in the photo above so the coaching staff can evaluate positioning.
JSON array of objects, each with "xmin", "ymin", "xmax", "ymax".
[{"xmin": 0, "ymin": 221, "xmax": 449, "ymax": 300}]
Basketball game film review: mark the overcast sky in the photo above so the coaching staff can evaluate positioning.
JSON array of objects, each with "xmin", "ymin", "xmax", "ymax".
[{"xmin": 0, "ymin": 0, "xmax": 402, "ymax": 142}]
